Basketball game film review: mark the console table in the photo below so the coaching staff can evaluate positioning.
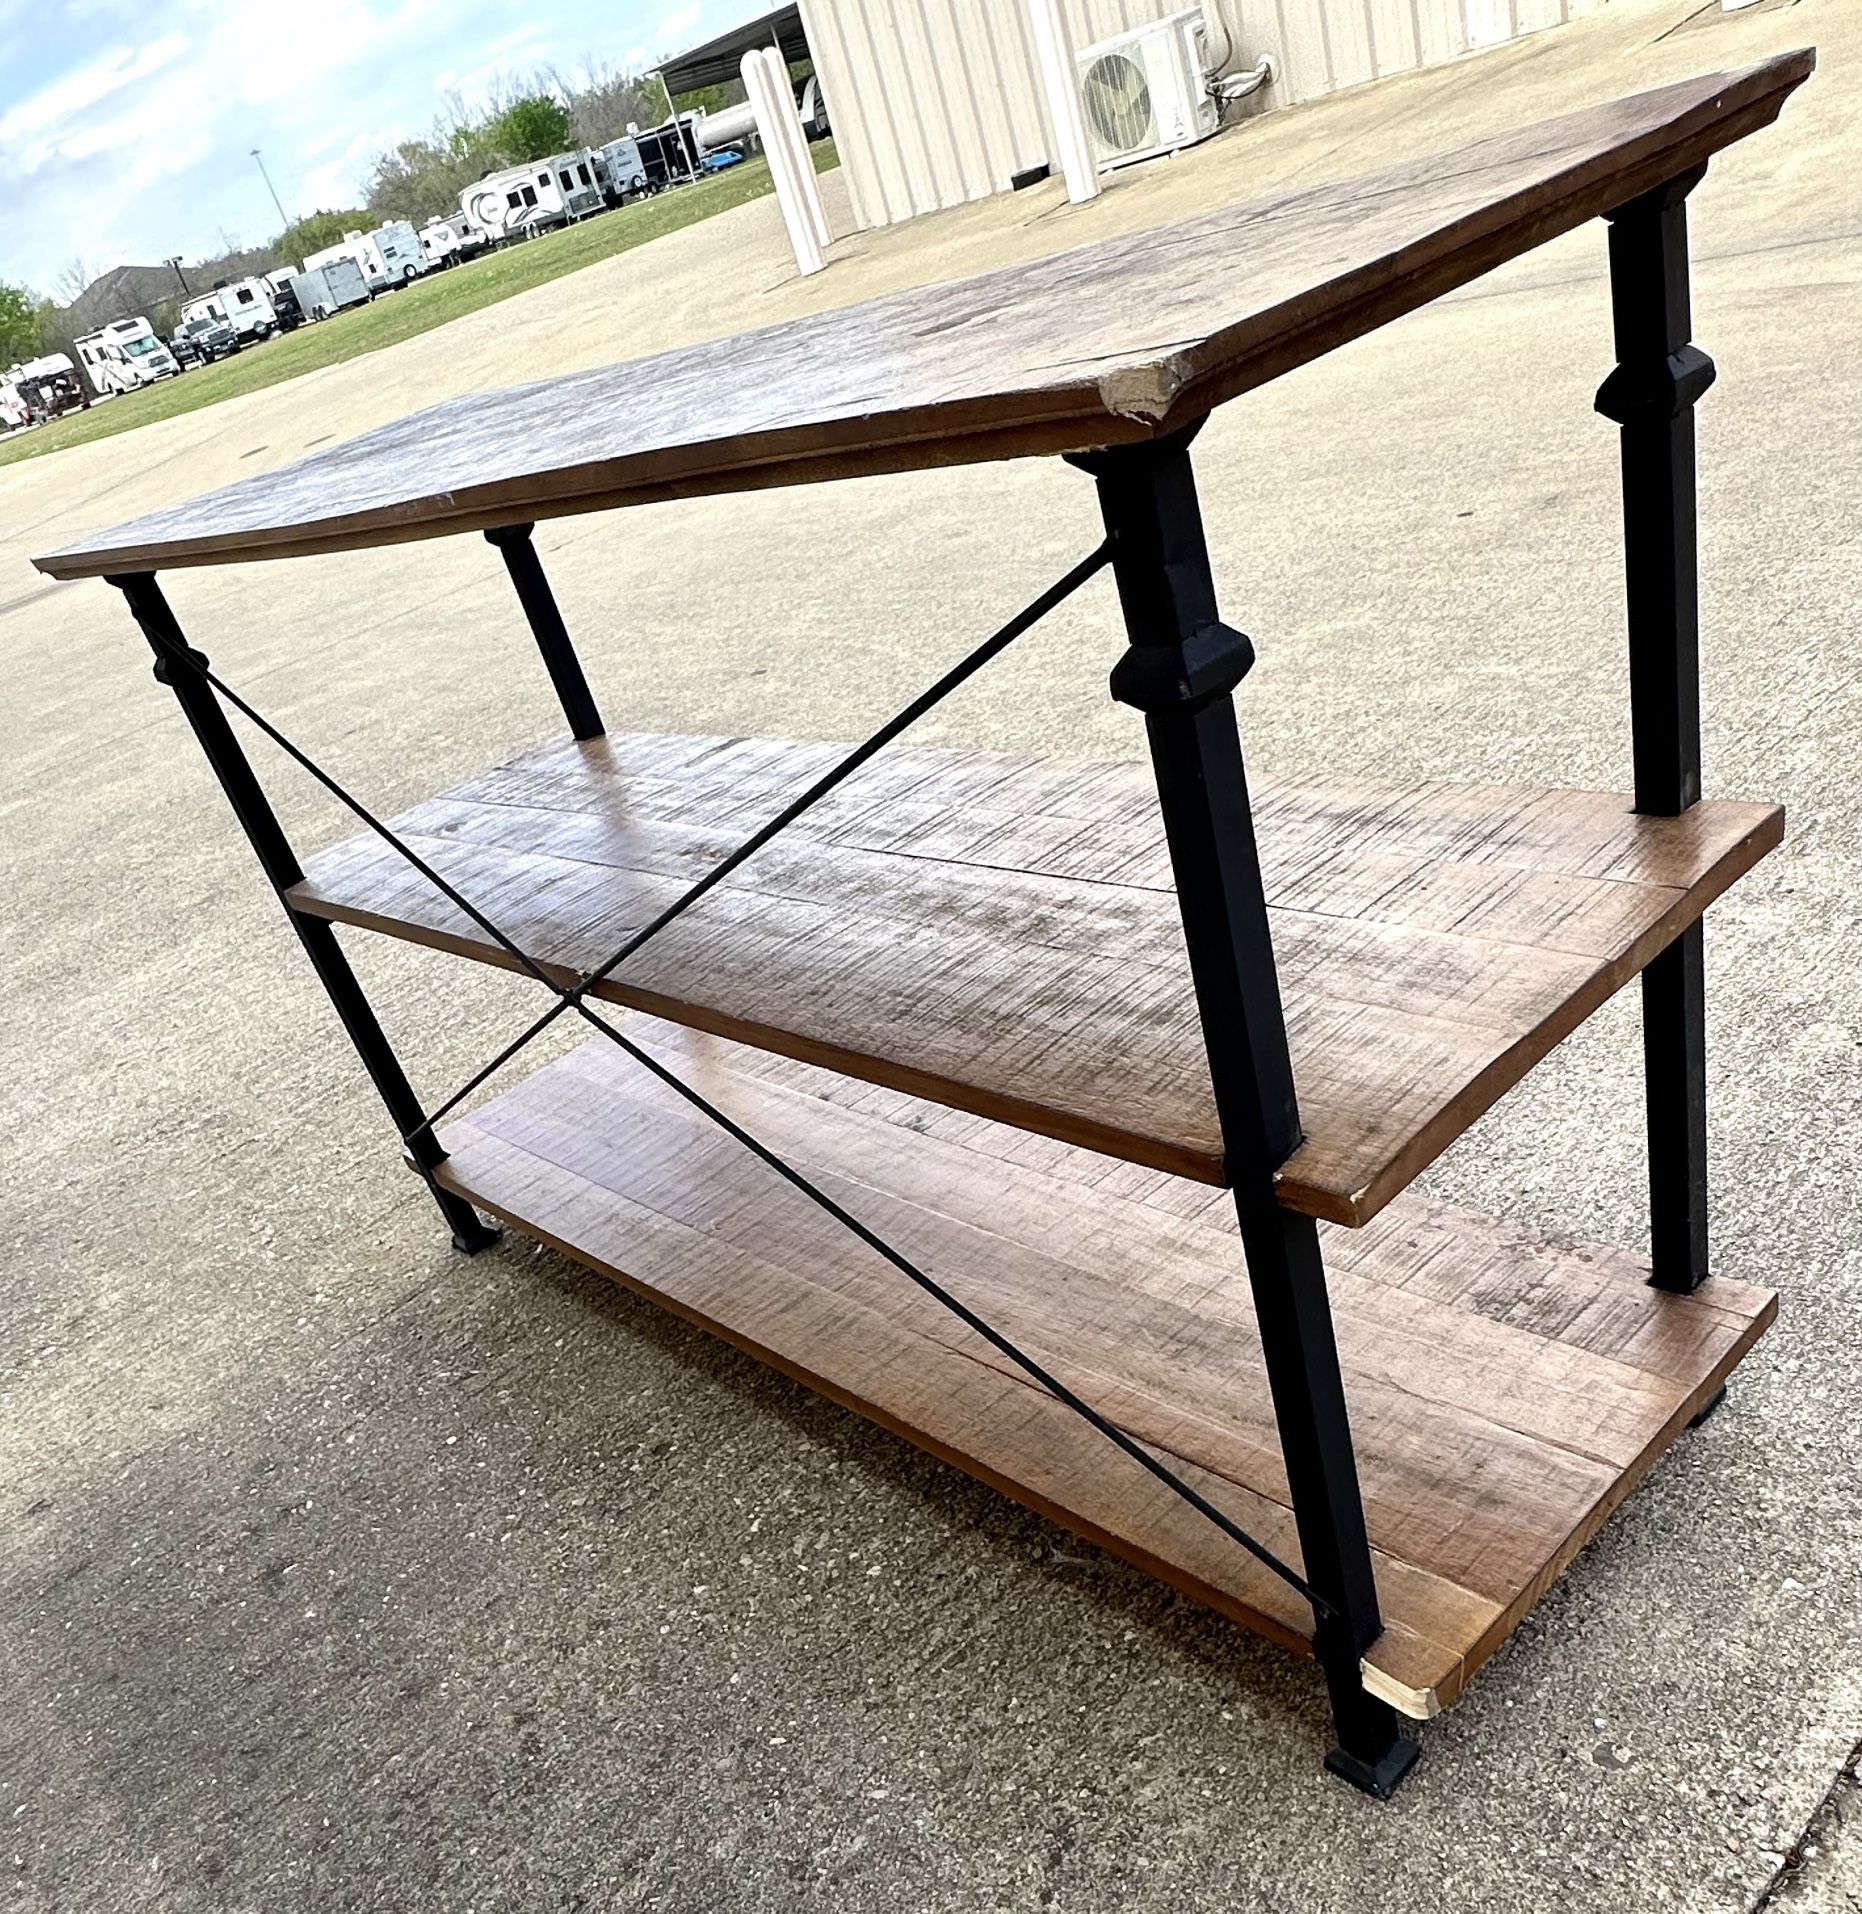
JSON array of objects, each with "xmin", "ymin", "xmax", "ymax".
[{"xmin": 35, "ymin": 50, "xmax": 1813, "ymax": 1796}]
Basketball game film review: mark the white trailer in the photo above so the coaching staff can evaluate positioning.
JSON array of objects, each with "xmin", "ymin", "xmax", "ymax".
[
  {"xmin": 180, "ymin": 277, "xmax": 278, "ymax": 343},
  {"xmin": 287, "ymin": 257, "xmax": 372, "ymax": 320},
  {"xmin": 417, "ymin": 215, "xmax": 487, "ymax": 268},
  {"xmin": 595, "ymin": 137, "xmax": 648, "ymax": 204},
  {"xmin": 306, "ymin": 220, "xmax": 428, "ymax": 292},
  {"xmin": 75, "ymin": 317, "xmax": 180, "ymax": 395},
  {"xmin": 459, "ymin": 150, "xmax": 605, "ymax": 242}
]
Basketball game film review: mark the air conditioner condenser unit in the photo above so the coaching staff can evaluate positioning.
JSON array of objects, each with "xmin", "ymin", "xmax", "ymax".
[{"xmin": 1075, "ymin": 8, "xmax": 1219, "ymax": 170}]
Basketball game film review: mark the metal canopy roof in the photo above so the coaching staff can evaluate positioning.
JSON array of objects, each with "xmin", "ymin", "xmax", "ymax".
[{"xmin": 658, "ymin": 4, "xmax": 809, "ymax": 97}]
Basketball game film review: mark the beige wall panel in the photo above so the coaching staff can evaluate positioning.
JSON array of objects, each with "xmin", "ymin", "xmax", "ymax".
[
  {"xmin": 1464, "ymin": 0, "xmax": 1517, "ymax": 48},
  {"xmin": 1270, "ymin": 0, "xmax": 1336, "ymax": 95},
  {"xmin": 1326, "ymin": 0, "xmax": 1380, "ymax": 87},
  {"xmin": 1372, "ymin": 0, "xmax": 1424, "ymax": 73},
  {"xmin": 1412, "ymin": 0, "xmax": 1468, "ymax": 63},
  {"xmin": 805, "ymin": 0, "xmax": 1610, "ymax": 232}
]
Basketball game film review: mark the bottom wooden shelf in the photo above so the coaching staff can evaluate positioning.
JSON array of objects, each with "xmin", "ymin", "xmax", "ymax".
[{"xmin": 433, "ymin": 1018, "xmax": 1774, "ymax": 1718}]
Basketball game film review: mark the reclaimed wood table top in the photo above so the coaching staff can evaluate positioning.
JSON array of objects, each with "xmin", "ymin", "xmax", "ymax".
[{"xmin": 34, "ymin": 51, "xmax": 1810, "ymax": 582}]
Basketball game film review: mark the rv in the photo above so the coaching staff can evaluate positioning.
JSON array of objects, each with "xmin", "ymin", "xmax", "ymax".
[
  {"xmin": 0, "ymin": 382, "xmax": 30, "ymax": 431},
  {"xmin": 9, "ymin": 354, "xmax": 84, "ymax": 419},
  {"xmin": 459, "ymin": 150, "xmax": 605, "ymax": 243},
  {"xmin": 287, "ymin": 257, "xmax": 373, "ymax": 320},
  {"xmin": 417, "ymin": 215, "xmax": 488, "ymax": 268},
  {"xmin": 180, "ymin": 277, "xmax": 278, "ymax": 344},
  {"xmin": 75, "ymin": 317, "xmax": 180, "ymax": 396},
  {"xmin": 595, "ymin": 137, "xmax": 648, "ymax": 205},
  {"xmin": 306, "ymin": 220, "xmax": 428, "ymax": 292}
]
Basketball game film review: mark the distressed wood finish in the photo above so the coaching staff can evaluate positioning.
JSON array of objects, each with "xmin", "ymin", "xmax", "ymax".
[
  {"xmin": 32, "ymin": 55, "xmax": 1811, "ymax": 581},
  {"xmin": 289, "ymin": 732, "xmax": 1782, "ymax": 1225},
  {"xmin": 434, "ymin": 1021, "xmax": 1775, "ymax": 1716}
]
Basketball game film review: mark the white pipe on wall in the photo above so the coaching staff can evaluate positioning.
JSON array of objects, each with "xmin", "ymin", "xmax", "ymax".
[
  {"xmin": 1024, "ymin": 0, "xmax": 1098, "ymax": 204},
  {"xmin": 757, "ymin": 45, "xmax": 831, "ymax": 250},
  {"xmin": 742, "ymin": 49, "xmax": 825, "ymax": 276}
]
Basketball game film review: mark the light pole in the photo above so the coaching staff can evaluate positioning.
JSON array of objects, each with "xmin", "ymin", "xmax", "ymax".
[
  {"xmin": 166, "ymin": 255, "xmax": 191, "ymax": 297},
  {"xmin": 250, "ymin": 148, "xmax": 290, "ymax": 231}
]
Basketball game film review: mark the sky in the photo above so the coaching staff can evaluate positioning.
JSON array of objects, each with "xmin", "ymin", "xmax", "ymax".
[{"xmin": 0, "ymin": 0, "xmax": 741, "ymax": 296}]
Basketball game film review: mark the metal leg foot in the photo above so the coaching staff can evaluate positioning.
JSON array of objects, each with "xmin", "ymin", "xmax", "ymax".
[
  {"xmin": 1325, "ymin": 1733, "xmax": 1422, "ymax": 1799},
  {"xmin": 1319, "ymin": 1652, "xmax": 1421, "ymax": 1798}
]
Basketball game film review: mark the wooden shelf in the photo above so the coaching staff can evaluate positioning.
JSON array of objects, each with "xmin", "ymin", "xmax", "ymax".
[
  {"xmin": 431, "ymin": 1018, "xmax": 1774, "ymax": 1718},
  {"xmin": 291, "ymin": 732, "xmax": 1781, "ymax": 1226}
]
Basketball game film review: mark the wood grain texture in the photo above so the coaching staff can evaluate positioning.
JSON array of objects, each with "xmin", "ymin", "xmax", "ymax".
[
  {"xmin": 433, "ymin": 1020, "xmax": 1775, "ymax": 1716},
  {"xmin": 33, "ymin": 54, "xmax": 1812, "ymax": 581},
  {"xmin": 289, "ymin": 732, "xmax": 1783, "ymax": 1225}
]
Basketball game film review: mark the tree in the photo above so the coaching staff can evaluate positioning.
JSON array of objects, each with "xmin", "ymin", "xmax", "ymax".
[
  {"xmin": 489, "ymin": 93, "xmax": 574, "ymax": 162},
  {"xmin": 273, "ymin": 208, "xmax": 370, "ymax": 266},
  {"xmin": 0, "ymin": 282, "xmax": 36, "ymax": 364}
]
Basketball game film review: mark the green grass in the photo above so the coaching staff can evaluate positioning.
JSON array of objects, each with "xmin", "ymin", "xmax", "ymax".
[{"xmin": 1, "ymin": 143, "xmax": 838, "ymax": 471}]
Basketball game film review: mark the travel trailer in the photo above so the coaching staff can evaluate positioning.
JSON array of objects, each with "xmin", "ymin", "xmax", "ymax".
[
  {"xmin": 0, "ymin": 382, "xmax": 30, "ymax": 431},
  {"xmin": 180, "ymin": 277, "xmax": 278, "ymax": 344},
  {"xmin": 459, "ymin": 150, "xmax": 604, "ymax": 242},
  {"xmin": 74, "ymin": 317, "xmax": 180, "ymax": 396},
  {"xmin": 418, "ymin": 215, "xmax": 488, "ymax": 268},
  {"xmin": 595, "ymin": 137, "xmax": 648, "ymax": 205},
  {"xmin": 287, "ymin": 257, "xmax": 372, "ymax": 320},
  {"xmin": 306, "ymin": 220, "xmax": 427, "ymax": 292},
  {"xmin": 9, "ymin": 354, "xmax": 84, "ymax": 419}
]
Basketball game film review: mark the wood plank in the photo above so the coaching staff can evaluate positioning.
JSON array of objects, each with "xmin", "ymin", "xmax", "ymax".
[
  {"xmin": 33, "ymin": 55, "xmax": 1812, "ymax": 580},
  {"xmin": 289, "ymin": 732, "xmax": 1783, "ymax": 1226},
  {"xmin": 432, "ymin": 1021, "xmax": 1775, "ymax": 1717}
]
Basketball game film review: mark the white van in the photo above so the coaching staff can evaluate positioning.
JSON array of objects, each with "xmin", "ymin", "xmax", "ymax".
[{"xmin": 75, "ymin": 317, "xmax": 181, "ymax": 395}]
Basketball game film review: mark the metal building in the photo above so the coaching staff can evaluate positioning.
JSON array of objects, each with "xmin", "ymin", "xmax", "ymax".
[{"xmin": 788, "ymin": 0, "xmax": 1607, "ymax": 232}]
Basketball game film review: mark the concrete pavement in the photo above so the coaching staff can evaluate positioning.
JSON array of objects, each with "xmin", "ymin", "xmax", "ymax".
[{"xmin": 1, "ymin": 0, "xmax": 1858, "ymax": 1908}]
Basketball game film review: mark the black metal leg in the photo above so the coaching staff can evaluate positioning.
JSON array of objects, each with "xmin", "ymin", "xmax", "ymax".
[
  {"xmin": 484, "ymin": 523, "xmax": 605, "ymax": 740},
  {"xmin": 1597, "ymin": 166, "xmax": 1715, "ymax": 1294},
  {"xmin": 109, "ymin": 572, "xmax": 500, "ymax": 1255},
  {"xmin": 1070, "ymin": 426, "xmax": 1418, "ymax": 1796}
]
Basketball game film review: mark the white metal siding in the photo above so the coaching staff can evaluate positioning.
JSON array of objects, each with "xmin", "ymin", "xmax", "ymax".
[{"xmin": 798, "ymin": 0, "xmax": 1608, "ymax": 231}]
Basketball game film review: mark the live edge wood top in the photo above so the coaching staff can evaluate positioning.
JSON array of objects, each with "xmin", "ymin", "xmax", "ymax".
[
  {"xmin": 436, "ymin": 1019, "xmax": 1776, "ymax": 1716},
  {"xmin": 288, "ymin": 732, "xmax": 1783, "ymax": 1226},
  {"xmin": 34, "ymin": 53, "xmax": 1810, "ymax": 581}
]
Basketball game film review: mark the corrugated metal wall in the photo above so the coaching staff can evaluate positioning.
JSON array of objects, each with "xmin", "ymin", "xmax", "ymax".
[{"xmin": 797, "ymin": 0, "xmax": 1607, "ymax": 231}]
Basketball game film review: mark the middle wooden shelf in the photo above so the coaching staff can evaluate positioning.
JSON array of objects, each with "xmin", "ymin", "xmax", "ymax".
[{"xmin": 287, "ymin": 730, "xmax": 1781, "ymax": 1226}]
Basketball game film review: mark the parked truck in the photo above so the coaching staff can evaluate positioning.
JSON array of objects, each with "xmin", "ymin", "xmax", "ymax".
[{"xmin": 75, "ymin": 317, "xmax": 181, "ymax": 396}]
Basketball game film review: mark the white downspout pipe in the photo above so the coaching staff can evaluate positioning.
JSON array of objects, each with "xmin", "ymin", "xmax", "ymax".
[
  {"xmin": 757, "ymin": 44, "xmax": 830, "ymax": 250},
  {"xmin": 1025, "ymin": 0, "xmax": 1098, "ymax": 204},
  {"xmin": 742, "ymin": 48, "xmax": 824, "ymax": 276}
]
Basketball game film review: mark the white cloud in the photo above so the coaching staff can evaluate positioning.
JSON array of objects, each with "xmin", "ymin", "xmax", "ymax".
[
  {"xmin": 0, "ymin": 0, "xmax": 681, "ymax": 290},
  {"xmin": 0, "ymin": 33, "xmax": 187, "ymax": 159}
]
